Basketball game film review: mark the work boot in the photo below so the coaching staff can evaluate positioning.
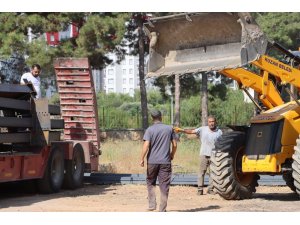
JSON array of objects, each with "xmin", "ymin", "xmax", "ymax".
[
  {"xmin": 207, "ymin": 189, "xmax": 216, "ymax": 195},
  {"xmin": 147, "ymin": 207, "xmax": 156, "ymax": 211},
  {"xmin": 197, "ymin": 190, "xmax": 203, "ymax": 195}
]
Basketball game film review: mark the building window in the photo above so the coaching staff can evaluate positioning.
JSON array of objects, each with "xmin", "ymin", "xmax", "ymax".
[
  {"xmin": 121, "ymin": 60, "xmax": 126, "ymax": 65},
  {"xmin": 129, "ymin": 88, "xmax": 134, "ymax": 95},
  {"xmin": 123, "ymin": 88, "xmax": 126, "ymax": 93},
  {"xmin": 122, "ymin": 69, "xmax": 126, "ymax": 75},
  {"xmin": 129, "ymin": 69, "xmax": 133, "ymax": 74},
  {"xmin": 50, "ymin": 35, "xmax": 55, "ymax": 42},
  {"xmin": 129, "ymin": 78, "xmax": 133, "ymax": 84},
  {"xmin": 123, "ymin": 78, "xmax": 126, "ymax": 84},
  {"xmin": 108, "ymin": 88, "xmax": 114, "ymax": 93},
  {"xmin": 108, "ymin": 69, "xmax": 113, "ymax": 75},
  {"xmin": 129, "ymin": 59, "xmax": 133, "ymax": 65},
  {"xmin": 137, "ymin": 78, "xmax": 140, "ymax": 85},
  {"xmin": 108, "ymin": 79, "xmax": 114, "ymax": 84}
]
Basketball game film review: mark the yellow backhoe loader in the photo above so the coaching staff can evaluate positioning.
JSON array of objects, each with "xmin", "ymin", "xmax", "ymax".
[{"xmin": 145, "ymin": 12, "xmax": 300, "ymax": 200}]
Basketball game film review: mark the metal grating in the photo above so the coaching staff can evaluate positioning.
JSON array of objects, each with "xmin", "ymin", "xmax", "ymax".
[
  {"xmin": 54, "ymin": 58, "xmax": 100, "ymax": 150},
  {"xmin": 84, "ymin": 173, "xmax": 286, "ymax": 186}
]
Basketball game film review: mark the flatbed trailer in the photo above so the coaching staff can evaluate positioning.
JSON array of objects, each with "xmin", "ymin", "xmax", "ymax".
[{"xmin": 0, "ymin": 58, "xmax": 100, "ymax": 193}]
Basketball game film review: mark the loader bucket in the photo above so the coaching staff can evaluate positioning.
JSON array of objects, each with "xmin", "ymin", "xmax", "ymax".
[{"xmin": 144, "ymin": 13, "xmax": 268, "ymax": 77}]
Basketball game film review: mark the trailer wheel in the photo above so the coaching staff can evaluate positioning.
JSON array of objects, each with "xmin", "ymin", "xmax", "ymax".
[
  {"xmin": 210, "ymin": 131, "xmax": 259, "ymax": 200},
  {"xmin": 63, "ymin": 144, "xmax": 85, "ymax": 189},
  {"xmin": 292, "ymin": 138, "xmax": 300, "ymax": 196},
  {"xmin": 37, "ymin": 148, "xmax": 64, "ymax": 194}
]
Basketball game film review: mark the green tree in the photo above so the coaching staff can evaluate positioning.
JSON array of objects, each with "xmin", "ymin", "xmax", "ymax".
[
  {"xmin": 255, "ymin": 12, "xmax": 300, "ymax": 49},
  {"xmin": 0, "ymin": 12, "xmax": 129, "ymax": 78}
]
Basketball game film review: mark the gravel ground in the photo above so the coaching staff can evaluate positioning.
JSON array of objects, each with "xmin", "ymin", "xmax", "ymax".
[{"xmin": 0, "ymin": 184, "xmax": 299, "ymax": 212}]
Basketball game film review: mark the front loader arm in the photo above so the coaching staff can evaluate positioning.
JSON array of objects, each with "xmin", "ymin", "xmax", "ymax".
[
  {"xmin": 221, "ymin": 68, "xmax": 284, "ymax": 109},
  {"xmin": 252, "ymin": 55, "xmax": 300, "ymax": 89}
]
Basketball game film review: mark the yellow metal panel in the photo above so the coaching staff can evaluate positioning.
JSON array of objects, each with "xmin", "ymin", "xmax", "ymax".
[
  {"xmin": 242, "ymin": 155, "xmax": 279, "ymax": 172},
  {"xmin": 242, "ymin": 145, "xmax": 294, "ymax": 173}
]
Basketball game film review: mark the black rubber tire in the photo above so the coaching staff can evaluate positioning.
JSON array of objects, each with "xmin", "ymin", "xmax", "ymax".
[
  {"xmin": 283, "ymin": 172, "xmax": 296, "ymax": 192},
  {"xmin": 63, "ymin": 144, "xmax": 85, "ymax": 189},
  {"xmin": 210, "ymin": 131, "xmax": 260, "ymax": 200},
  {"xmin": 292, "ymin": 138, "xmax": 300, "ymax": 196},
  {"xmin": 37, "ymin": 148, "xmax": 64, "ymax": 194}
]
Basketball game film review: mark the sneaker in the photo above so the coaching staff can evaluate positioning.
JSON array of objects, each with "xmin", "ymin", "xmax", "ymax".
[{"xmin": 197, "ymin": 190, "xmax": 203, "ymax": 195}]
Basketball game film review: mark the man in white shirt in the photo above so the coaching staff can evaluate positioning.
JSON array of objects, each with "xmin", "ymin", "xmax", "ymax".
[
  {"xmin": 174, "ymin": 115, "xmax": 222, "ymax": 195},
  {"xmin": 20, "ymin": 64, "xmax": 41, "ymax": 98}
]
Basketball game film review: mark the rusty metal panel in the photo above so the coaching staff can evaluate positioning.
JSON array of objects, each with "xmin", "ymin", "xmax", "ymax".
[
  {"xmin": 59, "ymin": 99, "xmax": 94, "ymax": 105},
  {"xmin": 60, "ymin": 93, "xmax": 95, "ymax": 99},
  {"xmin": 63, "ymin": 117, "xmax": 96, "ymax": 123},
  {"xmin": 61, "ymin": 105, "xmax": 94, "ymax": 111},
  {"xmin": 72, "ymin": 141, "xmax": 99, "ymax": 172},
  {"xmin": 54, "ymin": 58, "xmax": 101, "ymax": 153},
  {"xmin": 58, "ymin": 81, "xmax": 92, "ymax": 88},
  {"xmin": 22, "ymin": 154, "xmax": 45, "ymax": 179},
  {"xmin": 54, "ymin": 58, "xmax": 89, "ymax": 69},
  {"xmin": 51, "ymin": 141, "xmax": 74, "ymax": 160},
  {"xmin": 0, "ymin": 156, "xmax": 22, "ymax": 181}
]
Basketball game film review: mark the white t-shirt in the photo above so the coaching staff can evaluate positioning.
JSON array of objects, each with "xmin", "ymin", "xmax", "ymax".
[
  {"xmin": 20, "ymin": 72, "xmax": 41, "ymax": 98},
  {"xmin": 194, "ymin": 126, "xmax": 223, "ymax": 156}
]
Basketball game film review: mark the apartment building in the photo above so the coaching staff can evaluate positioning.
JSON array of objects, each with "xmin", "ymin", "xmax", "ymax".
[{"xmin": 102, "ymin": 52, "xmax": 148, "ymax": 96}]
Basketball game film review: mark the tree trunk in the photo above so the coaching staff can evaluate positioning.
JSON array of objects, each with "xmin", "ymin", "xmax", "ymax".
[
  {"xmin": 137, "ymin": 14, "xmax": 149, "ymax": 130},
  {"xmin": 174, "ymin": 74, "xmax": 180, "ymax": 126},
  {"xmin": 201, "ymin": 73, "xmax": 208, "ymax": 126}
]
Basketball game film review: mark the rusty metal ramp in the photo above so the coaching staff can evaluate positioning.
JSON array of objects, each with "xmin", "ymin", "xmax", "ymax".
[
  {"xmin": 144, "ymin": 13, "xmax": 268, "ymax": 77},
  {"xmin": 54, "ymin": 58, "xmax": 100, "ymax": 151}
]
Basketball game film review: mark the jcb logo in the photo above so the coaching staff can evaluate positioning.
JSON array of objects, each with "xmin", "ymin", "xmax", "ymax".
[{"xmin": 257, "ymin": 131, "xmax": 262, "ymax": 138}]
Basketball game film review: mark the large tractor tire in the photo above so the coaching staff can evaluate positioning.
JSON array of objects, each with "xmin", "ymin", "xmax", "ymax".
[
  {"xmin": 292, "ymin": 138, "xmax": 300, "ymax": 196},
  {"xmin": 37, "ymin": 148, "xmax": 64, "ymax": 194},
  {"xmin": 210, "ymin": 131, "xmax": 260, "ymax": 200},
  {"xmin": 63, "ymin": 144, "xmax": 85, "ymax": 189},
  {"xmin": 283, "ymin": 172, "xmax": 296, "ymax": 192}
]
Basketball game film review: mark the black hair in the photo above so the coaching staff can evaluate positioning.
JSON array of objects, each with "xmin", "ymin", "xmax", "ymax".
[
  {"xmin": 31, "ymin": 64, "xmax": 41, "ymax": 70},
  {"xmin": 208, "ymin": 115, "xmax": 216, "ymax": 121}
]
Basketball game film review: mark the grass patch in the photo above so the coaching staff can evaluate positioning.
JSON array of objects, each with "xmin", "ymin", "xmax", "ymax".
[{"xmin": 99, "ymin": 137, "xmax": 200, "ymax": 174}]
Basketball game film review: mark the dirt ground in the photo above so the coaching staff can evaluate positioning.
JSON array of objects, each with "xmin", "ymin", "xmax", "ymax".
[{"xmin": 0, "ymin": 184, "xmax": 299, "ymax": 212}]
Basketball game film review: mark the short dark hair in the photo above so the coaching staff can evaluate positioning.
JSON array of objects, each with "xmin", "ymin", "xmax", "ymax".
[
  {"xmin": 150, "ymin": 109, "xmax": 162, "ymax": 119},
  {"xmin": 31, "ymin": 64, "xmax": 41, "ymax": 70},
  {"xmin": 208, "ymin": 115, "xmax": 216, "ymax": 121}
]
